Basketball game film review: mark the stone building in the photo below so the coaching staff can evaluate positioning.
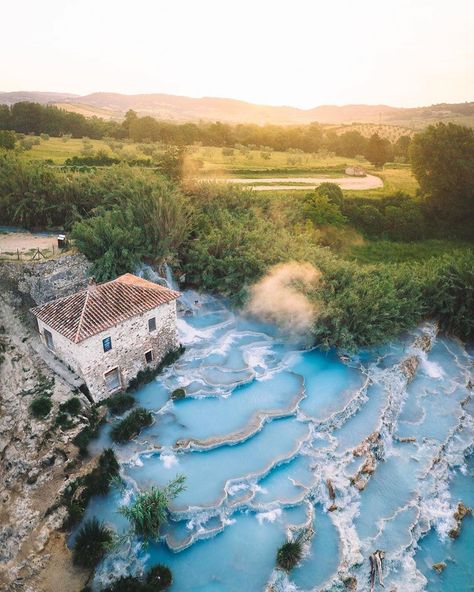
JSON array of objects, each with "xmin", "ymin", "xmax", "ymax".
[
  {"xmin": 345, "ymin": 165, "xmax": 366, "ymax": 177},
  {"xmin": 31, "ymin": 273, "xmax": 180, "ymax": 401}
]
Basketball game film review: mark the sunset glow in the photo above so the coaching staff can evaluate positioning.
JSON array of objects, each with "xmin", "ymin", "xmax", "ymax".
[{"xmin": 2, "ymin": 0, "xmax": 473, "ymax": 107}]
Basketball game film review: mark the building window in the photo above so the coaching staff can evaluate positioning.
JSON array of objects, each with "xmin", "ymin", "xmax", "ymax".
[
  {"xmin": 44, "ymin": 329, "xmax": 54, "ymax": 351},
  {"xmin": 148, "ymin": 317, "xmax": 156, "ymax": 332},
  {"xmin": 104, "ymin": 367, "xmax": 121, "ymax": 392},
  {"xmin": 145, "ymin": 350, "xmax": 153, "ymax": 364},
  {"xmin": 103, "ymin": 336, "xmax": 112, "ymax": 352}
]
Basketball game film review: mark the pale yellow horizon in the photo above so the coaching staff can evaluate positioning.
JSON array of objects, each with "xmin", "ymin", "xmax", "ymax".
[{"xmin": 2, "ymin": 0, "xmax": 474, "ymax": 109}]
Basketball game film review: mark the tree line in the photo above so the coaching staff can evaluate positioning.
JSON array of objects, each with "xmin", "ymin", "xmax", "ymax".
[{"xmin": 0, "ymin": 101, "xmax": 411, "ymax": 165}]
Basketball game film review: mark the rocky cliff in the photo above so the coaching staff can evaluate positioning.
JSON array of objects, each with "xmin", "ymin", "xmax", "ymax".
[
  {"xmin": 0, "ymin": 255, "xmax": 94, "ymax": 591},
  {"xmin": 0, "ymin": 253, "xmax": 90, "ymax": 306}
]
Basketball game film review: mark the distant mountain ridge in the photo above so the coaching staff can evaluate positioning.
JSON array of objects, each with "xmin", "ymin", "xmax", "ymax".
[
  {"xmin": 1, "ymin": 90, "xmax": 473, "ymax": 126},
  {"xmin": 0, "ymin": 91, "xmax": 79, "ymax": 105}
]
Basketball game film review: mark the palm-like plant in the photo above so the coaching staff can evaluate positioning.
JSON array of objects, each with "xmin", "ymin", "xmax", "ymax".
[
  {"xmin": 72, "ymin": 518, "xmax": 114, "ymax": 568},
  {"xmin": 119, "ymin": 475, "xmax": 186, "ymax": 545},
  {"xmin": 146, "ymin": 564, "xmax": 173, "ymax": 590},
  {"xmin": 276, "ymin": 539, "xmax": 303, "ymax": 571}
]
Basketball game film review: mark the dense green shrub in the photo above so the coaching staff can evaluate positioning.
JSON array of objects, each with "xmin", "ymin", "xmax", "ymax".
[
  {"xmin": 313, "ymin": 259, "xmax": 425, "ymax": 351},
  {"xmin": 65, "ymin": 152, "xmax": 121, "ymax": 167},
  {"xmin": 83, "ymin": 448, "xmax": 120, "ymax": 496},
  {"xmin": 72, "ymin": 207, "xmax": 145, "ymax": 281},
  {"xmin": 127, "ymin": 346, "xmax": 185, "ymax": 392},
  {"xmin": 106, "ymin": 392, "xmax": 135, "ymax": 414},
  {"xmin": 30, "ymin": 396, "xmax": 53, "ymax": 418},
  {"xmin": 55, "ymin": 411, "xmax": 75, "ymax": 430},
  {"xmin": 342, "ymin": 193, "xmax": 427, "ymax": 241},
  {"xmin": 56, "ymin": 397, "xmax": 81, "ymax": 430},
  {"xmin": 315, "ymin": 182, "xmax": 344, "ymax": 205},
  {"xmin": 420, "ymin": 252, "xmax": 474, "ymax": 340},
  {"xmin": 63, "ymin": 449, "xmax": 119, "ymax": 528},
  {"xmin": 72, "ymin": 518, "xmax": 113, "ymax": 568},
  {"xmin": 59, "ymin": 397, "xmax": 82, "ymax": 415},
  {"xmin": 276, "ymin": 540, "xmax": 303, "ymax": 571},
  {"xmin": 182, "ymin": 186, "xmax": 320, "ymax": 301},
  {"xmin": 111, "ymin": 408, "xmax": 153, "ymax": 443},
  {"xmin": 72, "ymin": 426, "xmax": 96, "ymax": 455},
  {"xmin": 103, "ymin": 577, "xmax": 145, "ymax": 592},
  {"xmin": 171, "ymin": 388, "xmax": 186, "ymax": 400},
  {"xmin": 102, "ymin": 568, "xmax": 173, "ymax": 592},
  {"xmin": 70, "ymin": 167, "xmax": 192, "ymax": 281},
  {"xmin": 0, "ymin": 130, "xmax": 16, "ymax": 150},
  {"xmin": 146, "ymin": 565, "xmax": 173, "ymax": 590},
  {"xmin": 304, "ymin": 193, "xmax": 346, "ymax": 226},
  {"xmin": 72, "ymin": 407, "xmax": 104, "ymax": 455}
]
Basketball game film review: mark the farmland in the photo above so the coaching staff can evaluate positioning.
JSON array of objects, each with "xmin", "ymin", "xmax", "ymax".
[{"xmin": 22, "ymin": 136, "xmax": 419, "ymax": 196}]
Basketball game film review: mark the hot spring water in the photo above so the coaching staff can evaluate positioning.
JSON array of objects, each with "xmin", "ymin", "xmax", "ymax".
[{"xmin": 79, "ymin": 283, "xmax": 473, "ymax": 591}]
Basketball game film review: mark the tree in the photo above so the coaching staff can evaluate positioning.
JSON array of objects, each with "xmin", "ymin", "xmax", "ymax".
[
  {"xmin": 365, "ymin": 133, "xmax": 391, "ymax": 167},
  {"xmin": 393, "ymin": 134, "xmax": 411, "ymax": 160},
  {"xmin": 409, "ymin": 123, "xmax": 474, "ymax": 225},
  {"xmin": 0, "ymin": 130, "xmax": 16, "ymax": 150},
  {"xmin": 352, "ymin": 204, "xmax": 385, "ymax": 236},
  {"xmin": 155, "ymin": 145, "xmax": 187, "ymax": 181},
  {"xmin": 303, "ymin": 193, "xmax": 346, "ymax": 226},
  {"xmin": 119, "ymin": 475, "xmax": 186, "ymax": 545},
  {"xmin": 315, "ymin": 182, "xmax": 344, "ymax": 206},
  {"xmin": 337, "ymin": 131, "xmax": 368, "ymax": 158}
]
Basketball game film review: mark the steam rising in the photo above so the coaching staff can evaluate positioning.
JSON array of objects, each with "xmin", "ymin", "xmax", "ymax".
[{"xmin": 245, "ymin": 262, "xmax": 321, "ymax": 335}]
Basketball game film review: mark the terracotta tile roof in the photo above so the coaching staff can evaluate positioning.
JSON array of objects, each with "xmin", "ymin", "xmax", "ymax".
[{"xmin": 31, "ymin": 273, "xmax": 180, "ymax": 343}]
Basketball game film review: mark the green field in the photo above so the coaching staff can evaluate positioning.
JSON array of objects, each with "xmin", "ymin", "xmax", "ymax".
[
  {"xmin": 344, "ymin": 239, "xmax": 472, "ymax": 264},
  {"xmin": 26, "ymin": 137, "xmax": 116, "ymax": 163},
  {"xmin": 23, "ymin": 136, "xmax": 419, "ymax": 197},
  {"xmin": 192, "ymin": 146, "xmax": 359, "ymax": 175}
]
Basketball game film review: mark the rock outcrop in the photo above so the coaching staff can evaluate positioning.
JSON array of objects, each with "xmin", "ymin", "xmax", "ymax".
[
  {"xmin": 369, "ymin": 550, "xmax": 385, "ymax": 591},
  {"xmin": 432, "ymin": 562, "xmax": 446, "ymax": 573},
  {"xmin": 399, "ymin": 355, "xmax": 419, "ymax": 381},
  {"xmin": 0, "ymin": 252, "xmax": 90, "ymax": 306},
  {"xmin": 448, "ymin": 502, "xmax": 472, "ymax": 539},
  {"xmin": 0, "ymin": 292, "xmax": 93, "ymax": 591}
]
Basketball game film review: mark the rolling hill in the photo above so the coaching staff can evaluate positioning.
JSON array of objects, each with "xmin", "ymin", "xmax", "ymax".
[{"xmin": 1, "ymin": 90, "xmax": 473, "ymax": 127}]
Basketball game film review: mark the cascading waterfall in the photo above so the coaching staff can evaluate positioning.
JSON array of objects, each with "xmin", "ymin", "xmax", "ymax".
[{"xmin": 77, "ymin": 273, "xmax": 473, "ymax": 592}]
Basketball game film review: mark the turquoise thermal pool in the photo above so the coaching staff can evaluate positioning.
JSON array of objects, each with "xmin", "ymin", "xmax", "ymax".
[{"xmin": 77, "ymin": 288, "xmax": 473, "ymax": 592}]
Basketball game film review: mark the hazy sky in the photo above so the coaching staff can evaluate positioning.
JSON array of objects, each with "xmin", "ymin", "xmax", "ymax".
[{"xmin": 2, "ymin": 0, "xmax": 473, "ymax": 108}]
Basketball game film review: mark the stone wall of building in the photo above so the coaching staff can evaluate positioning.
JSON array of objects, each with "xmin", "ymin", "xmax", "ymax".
[
  {"xmin": 0, "ymin": 253, "xmax": 91, "ymax": 306},
  {"xmin": 36, "ymin": 300, "xmax": 178, "ymax": 401}
]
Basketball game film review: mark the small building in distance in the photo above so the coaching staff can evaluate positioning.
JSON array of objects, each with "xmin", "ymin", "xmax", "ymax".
[
  {"xmin": 31, "ymin": 273, "xmax": 180, "ymax": 401},
  {"xmin": 345, "ymin": 165, "xmax": 366, "ymax": 177}
]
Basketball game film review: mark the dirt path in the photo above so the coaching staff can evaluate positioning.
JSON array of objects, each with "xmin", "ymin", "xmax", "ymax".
[
  {"xmin": 0, "ymin": 232, "xmax": 57, "ymax": 255},
  {"xmin": 214, "ymin": 174, "xmax": 383, "ymax": 191}
]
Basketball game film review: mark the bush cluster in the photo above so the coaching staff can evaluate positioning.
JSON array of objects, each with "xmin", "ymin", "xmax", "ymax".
[
  {"xmin": 127, "ymin": 346, "xmax": 185, "ymax": 392},
  {"xmin": 110, "ymin": 408, "xmax": 153, "ymax": 443},
  {"xmin": 103, "ymin": 566, "xmax": 172, "ymax": 591},
  {"xmin": 105, "ymin": 392, "xmax": 135, "ymax": 414},
  {"xmin": 30, "ymin": 396, "xmax": 52, "ymax": 418},
  {"xmin": 63, "ymin": 449, "xmax": 120, "ymax": 528},
  {"xmin": 73, "ymin": 518, "xmax": 113, "ymax": 569}
]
